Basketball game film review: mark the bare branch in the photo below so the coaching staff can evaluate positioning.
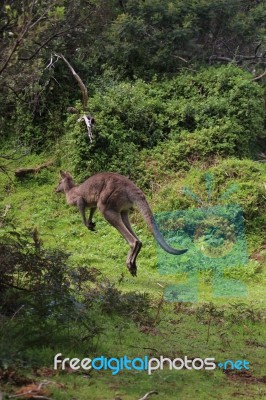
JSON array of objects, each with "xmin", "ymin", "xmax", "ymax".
[
  {"xmin": 253, "ymin": 69, "xmax": 266, "ymax": 81},
  {"xmin": 55, "ymin": 53, "xmax": 88, "ymax": 112},
  {"xmin": 209, "ymin": 55, "xmax": 234, "ymax": 63},
  {"xmin": 174, "ymin": 55, "xmax": 189, "ymax": 63},
  {"xmin": 77, "ymin": 115, "xmax": 94, "ymax": 142},
  {"xmin": 19, "ymin": 32, "xmax": 64, "ymax": 61},
  {"xmin": 11, "ymin": 304, "xmax": 25, "ymax": 320},
  {"xmin": 0, "ymin": 0, "xmax": 59, "ymax": 75},
  {"xmin": 209, "ymin": 48, "xmax": 266, "ymax": 67},
  {"xmin": 138, "ymin": 391, "xmax": 158, "ymax": 400},
  {"xmin": 0, "ymin": 19, "xmax": 32, "ymax": 74}
]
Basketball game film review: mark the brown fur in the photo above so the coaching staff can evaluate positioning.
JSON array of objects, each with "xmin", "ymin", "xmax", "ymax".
[{"xmin": 56, "ymin": 171, "xmax": 187, "ymax": 276}]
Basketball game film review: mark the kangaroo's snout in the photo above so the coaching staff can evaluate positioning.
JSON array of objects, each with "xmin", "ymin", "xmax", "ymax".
[{"xmin": 55, "ymin": 185, "xmax": 63, "ymax": 193}]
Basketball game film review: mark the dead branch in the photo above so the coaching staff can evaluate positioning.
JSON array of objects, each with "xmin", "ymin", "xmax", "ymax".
[
  {"xmin": 14, "ymin": 160, "xmax": 53, "ymax": 178},
  {"xmin": 11, "ymin": 304, "xmax": 25, "ymax": 320},
  {"xmin": 9, "ymin": 380, "xmax": 54, "ymax": 399},
  {"xmin": 9, "ymin": 394, "xmax": 52, "ymax": 400},
  {"xmin": 47, "ymin": 53, "xmax": 94, "ymax": 140},
  {"xmin": 55, "ymin": 53, "xmax": 88, "ymax": 111},
  {"xmin": 138, "ymin": 391, "xmax": 158, "ymax": 400},
  {"xmin": 77, "ymin": 115, "xmax": 94, "ymax": 142},
  {"xmin": 209, "ymin": 50, "xmax": 266, "ymax": 68},
  {"xmin": 209, "ymin": 55, "xmax": 234, "ymax": 63},
  {"xmin": 253, "ymin": 69, "xmax": 266, "ymax": 81}
]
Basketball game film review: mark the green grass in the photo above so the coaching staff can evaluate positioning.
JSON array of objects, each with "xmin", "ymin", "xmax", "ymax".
[{"xmin": 0, "ymin": 153, "xmax": 266, "ymax": 399}]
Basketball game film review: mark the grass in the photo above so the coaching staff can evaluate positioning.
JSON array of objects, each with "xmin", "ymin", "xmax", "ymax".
[{"xmin": 0, "ymin": 152, "xmax": 266, "ymax": 399}]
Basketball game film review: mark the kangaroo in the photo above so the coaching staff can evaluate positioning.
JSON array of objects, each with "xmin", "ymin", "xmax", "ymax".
[{"xmin": 56, "ymin": 171, "xmax": 187, "ymax": 276}]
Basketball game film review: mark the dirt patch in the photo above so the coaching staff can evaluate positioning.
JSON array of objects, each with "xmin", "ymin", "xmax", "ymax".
[
  {"xmin": 250, "ymin": 242, "xmax": 266, "ymax": 263},
  {"xmin": 224, "ymin": 370, "xmax": 266, "ymax": 384},
  {"xmin": 139, "ymin": 325, "xmax": 159, "ymax": 335},
  {"xmin": 0, "ymin": 368, "xmax": 33, "ymax": 386},
  {"xmin": 245, "ymin": 339, "xmax": 266, "ymax": 348}
]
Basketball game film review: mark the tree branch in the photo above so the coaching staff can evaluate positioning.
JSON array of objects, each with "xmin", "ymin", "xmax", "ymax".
[
  {"xmin": 55, "ymin": 53, "xmax": 88, "ymax": 111},
  {"xmin": 0, "ymin": 0, "xmax": 59, "ymax": 75},
  {"xmin": 19, "ymin": 31, "xmax": 66, "ymax": 61},
  {"xmin": 0, "ymin": 19, "xmax": 32, "ymax": 74},
  {"xmin": 19, "ymin": 13, "xmax": 92, "ymax": 62},
  {"xmin": 253, "ymin": 69, "xmax": 266, "ymax": 81}
]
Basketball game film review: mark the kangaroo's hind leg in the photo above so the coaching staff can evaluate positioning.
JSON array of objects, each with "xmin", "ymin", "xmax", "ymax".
[
  {"xmin": 77, "ymin": 198, "xmax": 87, "ymax": 227},
  {"xmin": 87, "ymin": 207, "xmax": 97, "ymax": 230},
  {"xmin": 121, "ymin": 211, "xmax": 142, "ymax": 270},
  {"xmin": 99, "ymin": 207, "xmax": 141, "ymax": 276}
]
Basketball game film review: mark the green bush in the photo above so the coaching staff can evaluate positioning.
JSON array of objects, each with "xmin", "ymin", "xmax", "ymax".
[
  {"xmin": 61, "ymin": 66, "xmax": 264, "ymax": 181},
  {"xmin": 0, "ymin": 224, "xmax": 153, "ymax": 366},
  {"xmin": 152, "ymin": 158, "xmax": 266, "ymax": 245}
]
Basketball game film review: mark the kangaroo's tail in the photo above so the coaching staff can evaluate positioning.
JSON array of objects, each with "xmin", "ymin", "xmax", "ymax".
[{"xmin": 133, "ymin": 193, "xmax": 187, "ymax": 255}]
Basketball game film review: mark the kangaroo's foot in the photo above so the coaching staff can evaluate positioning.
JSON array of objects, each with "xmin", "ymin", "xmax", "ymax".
[
  {"xmin": 126, "ymin": 260, "xmax": 137, "ymax": 277},
  {"xmin": 126, "ymin": 240, "xmax": 142, "ymax": 277},
  {"xmin": 87, "ymin": 221, "xmax": 96, "ymax": 231}
]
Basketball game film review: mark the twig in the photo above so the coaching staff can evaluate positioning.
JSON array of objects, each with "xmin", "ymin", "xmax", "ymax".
[
  {"xmin": 8, "ymin": 381, "xmax": 54, "ymax": 399},
  {"xmin": 174, "ymin": 55, "xmax": 189, "ymax": 63},
  {"xmin": 253, "ymin": 69, "xmax": 266, "ymax": 81},
  {"xmin": 138, "ymin": 391, "xmax": 158, "ymax": 400},
  {"xmin": 11, "ymin": 304, "xmax": 25, "ymax": 320},
  {"xmin": 0, "ymin": 282, "xmax": 30, "ymax": 292},
  {"xmin": 9, "ymin": 395, "xmax": 51, "ymax": 400}
]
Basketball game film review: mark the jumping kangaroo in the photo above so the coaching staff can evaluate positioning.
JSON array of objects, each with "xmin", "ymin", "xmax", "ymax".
[{"xmin": 56, "ymin": 171, "xmax": 187, "ymax": 276}]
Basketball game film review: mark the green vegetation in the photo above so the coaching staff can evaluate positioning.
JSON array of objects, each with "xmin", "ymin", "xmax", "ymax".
[
  {"xmin": 0, "ymin": 0, "xmax": 266, "ymax": 399},
  {"xmin": 0, "ymin": 154, "xmax": 265, "ymax": 399}
]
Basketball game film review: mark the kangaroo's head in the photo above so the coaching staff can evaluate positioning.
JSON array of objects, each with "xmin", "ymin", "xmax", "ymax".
[{"xmin": 55, "ymin": 170, "xmax": 74, "ymax": 193}]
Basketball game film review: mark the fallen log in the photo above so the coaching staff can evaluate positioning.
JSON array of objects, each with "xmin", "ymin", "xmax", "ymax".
[{"xmin": 15, "ymin": 161, "xmax": 53, "ymax": 178}]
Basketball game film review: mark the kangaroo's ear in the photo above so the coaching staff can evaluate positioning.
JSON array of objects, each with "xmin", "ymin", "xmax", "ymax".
[{"xmin": 60, "ymin": 170, "xmax": 72, "ymax": 179}]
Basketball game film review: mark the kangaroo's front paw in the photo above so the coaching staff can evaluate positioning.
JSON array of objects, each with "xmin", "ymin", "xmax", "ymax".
[{"xmin": 87, "ymin": 221, "xmax": 96, "ymax": 231}]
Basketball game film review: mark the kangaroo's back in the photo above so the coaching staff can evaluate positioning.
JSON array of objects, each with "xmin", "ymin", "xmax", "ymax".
[{"xmin": 78, "ymin": 172, "xmax": 143, "ymax": 209}]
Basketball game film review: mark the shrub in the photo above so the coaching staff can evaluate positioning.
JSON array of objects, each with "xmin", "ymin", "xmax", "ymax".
[
  {"xmin": 0, "ymin": 224, "xmax": 153, "ymax": 366},
  {"xmin": 61, "ymin": 66, "xmax": 265, "ymax": 181}
]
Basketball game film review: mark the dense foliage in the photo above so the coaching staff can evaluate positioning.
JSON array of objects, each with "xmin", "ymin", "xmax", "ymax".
[
  {"xmin": 0, "ymin": 0, "xmax": 265, "ymax": 150},
  {"xmin": 60, "ymin": 66, "xmax": 265, "ymax": 181},
  {"xmin": 0, "ymin": 225, "xmax": 151, "ymax": 365},
  {"xmin": 0, "ymin": 3, "xmax": 265, "ymax": 393}
]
